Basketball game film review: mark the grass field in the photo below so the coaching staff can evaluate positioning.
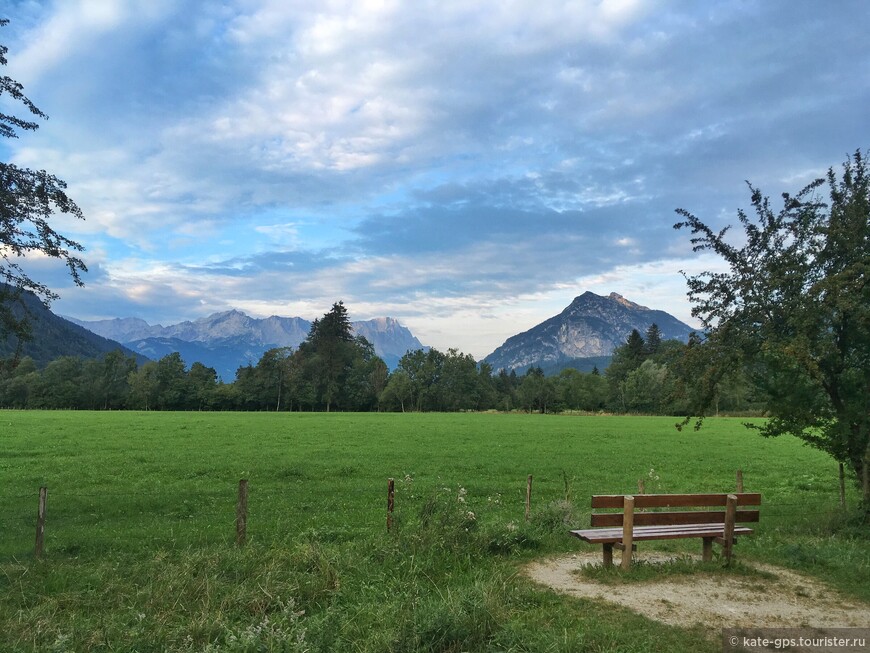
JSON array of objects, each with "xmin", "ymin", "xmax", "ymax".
[{"xmin": 1, "ymin": 411, "xmax": 867, "ymax": 652}]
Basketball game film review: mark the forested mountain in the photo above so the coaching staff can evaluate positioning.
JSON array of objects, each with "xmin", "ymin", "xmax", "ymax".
[
  {"xmin": 0, "ymin": 290, "xmax": 144, "ymax": 367},
  {"xmin": 484, "ymin": 291, "xmax": 695, "ymax": 373}
]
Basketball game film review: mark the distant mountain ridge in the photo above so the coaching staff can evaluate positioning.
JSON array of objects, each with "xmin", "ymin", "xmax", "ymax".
[
  {"xmin": 67, "ymin": 311, "xmax": 425, "ymax": 380},
  {"xmin": 484, "ymin": 291, "xmax": 695, "ymax": 374}
]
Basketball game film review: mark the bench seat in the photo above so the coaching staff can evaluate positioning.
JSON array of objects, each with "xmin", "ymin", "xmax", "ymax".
[{"xmin": 571, "ymin": 522, "xmax": 754, "ymax": 544}]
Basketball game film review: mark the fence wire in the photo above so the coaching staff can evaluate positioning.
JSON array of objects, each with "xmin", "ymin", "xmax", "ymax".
[{"xmin": 2, "ymin": 474, "xmax": 857, "ymax": 562}]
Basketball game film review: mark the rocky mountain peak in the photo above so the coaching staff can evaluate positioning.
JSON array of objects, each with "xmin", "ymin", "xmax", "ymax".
[
  {"xmin": 607, "ymin": 292, "xmax": 649, "ymax": 311},
  {"xmin": 484, "ymin": 291, "xmax": 693, "ymax": 373}
]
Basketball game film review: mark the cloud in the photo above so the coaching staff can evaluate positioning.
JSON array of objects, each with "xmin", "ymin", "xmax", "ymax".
[{"xmin": 4, "ymin": 1, "xmax": 868, "ymax": 357}]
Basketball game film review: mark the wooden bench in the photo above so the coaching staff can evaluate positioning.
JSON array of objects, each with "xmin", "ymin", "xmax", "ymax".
[{"xmin": 570, "ymin": 493, "xmax": 761, "ymax": 569}]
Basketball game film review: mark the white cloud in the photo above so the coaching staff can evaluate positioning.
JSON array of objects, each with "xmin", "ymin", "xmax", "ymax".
[
  {"xmin": 254, "ymin": 223, "xmax": 301, "ymax": 248},
  {"xmin": 12, "ymin": 0, "xmax": 173, "ymax": 84},
  {"xmin": 8, "ymin": 0, "xmax": 869, "ymax": 357}
]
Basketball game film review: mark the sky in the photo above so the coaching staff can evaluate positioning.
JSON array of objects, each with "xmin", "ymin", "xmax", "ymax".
[{"xmin": 1, "ymin": 0, "xmax": 867, "ymax": 358}]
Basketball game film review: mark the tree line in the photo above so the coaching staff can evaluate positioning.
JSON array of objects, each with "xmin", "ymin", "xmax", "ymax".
[{"xmin": 0, "ymin": 303, "xmax": 762, "ymax": 415}]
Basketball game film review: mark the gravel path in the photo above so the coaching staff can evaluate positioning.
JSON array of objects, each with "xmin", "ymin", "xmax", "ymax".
[{"xmin": 524, "ymin": 552, "xmax": 870, "ymax": 631}]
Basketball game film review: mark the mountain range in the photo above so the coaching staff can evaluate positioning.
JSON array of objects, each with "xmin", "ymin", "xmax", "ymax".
[
  {"xmin": 483, "ymin": 291, "xmax": 695, "ymax": 373},
  {"xmin": 66, "ymin": 311, "xmax": 425, "ymax": 380},
  {"xmin": 3, "ymin": 289, "xmax": 695, "ymax": 381}
]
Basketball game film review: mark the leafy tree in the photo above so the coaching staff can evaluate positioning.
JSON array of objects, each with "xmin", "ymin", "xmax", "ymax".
[
  {"xmin": 128, "ymin": 361, "xmax": 159, "ymax": 410},
  {"xmin": 232, "ymin": 364, "xmax": 265, "ymax": 410},
  {"xmin": 518, "ymin": 366, "xmax": 554, "ymax": 413},
  {"xmin": 582, "ymin": 370, "xmax": 608, "ymax": 411},
  {"xmin": 556, "ymin": 368, "xmax": 585, "ymax": 409},
  {"xmin": 380, "ymin": 369, "xmax": 413, "ymax": 412},
  {"xmin": 31, "ymin": 355, "xmax": 83, "ymax": 408},
  {"xmin": 675, "ymin": 150, "xmax": 870, "ymax": 503},
  {"xmin": 1, "ymin": 20, "xmax": 86, "ymax": 348},
  {"xmin": 343, "ymin": 336, "xmax": 383, "ymax": 411},
  {"xmin": 494, "ymin": 368, "xmax": 519, "ymax": 411},
  {"xmin": 555, "ymin": 368, "xmax": 608, "ymax": 412},
  {"xmin": 475, "ymin": 361, "xmax": 497, "ymax": 410},
  {"xmin": 369, "ymin": 356, "xmax": 389, "ymax": 410},
  {"xmin": 154, "ymin": 352, "xmax": 188, "ymax": 410},
  {"xmin": 188, "ymin": 361, "xmax": 218, "ymax": 410},
  {"xmin": 605, "ymin": 329, "xmax": 646, "ymax": 410},
  {"xmin": 440, "ymin": 348, "xmax": 481, "ymax": 411},
  {"xmin": 94, "ymin": 350, "xmax": 136, "ymax": 410},
  {"xmin": 623, "ymin": 359, "xmax": 668, "ymax": 413},
  {"xmin": 0, "ymin": 354, "xmax": 36, "ymax": 406},
  {"xmin": 397, "ymin": 348, "xmax": 447, "ymax": 411},
  {"xmin": 255, "ymin": 347, "xmax": 294, "ymax": 411}
]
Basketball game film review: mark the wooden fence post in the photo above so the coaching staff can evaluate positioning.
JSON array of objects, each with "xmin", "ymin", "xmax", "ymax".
[
  {"xmin": 839, "ymin": 463, "xmax": 846, "ymax": 509},
  {"xmin": 236, "ymin": 479, "xmax": 248, "ymax": 547},
  {"xmin": 736, "ymin": 469, "xmax": 744, "ymax": 493},
  {"xmin": 35, "ymin": 486, "xmax": 47, "ymax": 559},
  {"xmin": 525, "ymin": 475, "xmax": 533, "ymax": 521},
  {"xmin": 387, "ymin": 478, "xmax": 395, "ymax": 532}
]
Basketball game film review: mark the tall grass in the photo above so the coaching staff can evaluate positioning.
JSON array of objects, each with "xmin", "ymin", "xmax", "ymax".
[{"xmin": 0, "ymin": 411, "xmax": 866, "ymax": 651}]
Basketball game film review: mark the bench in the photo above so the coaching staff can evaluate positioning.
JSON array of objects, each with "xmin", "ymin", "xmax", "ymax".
[{"xmin": 570, "ymin": 493, "xmax": 761, "ymax": 569}]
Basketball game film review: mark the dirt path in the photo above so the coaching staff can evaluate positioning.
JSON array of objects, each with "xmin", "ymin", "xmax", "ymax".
[{"xmin": 523, "ymin": 553, "xmax": 870, "ymax": 631}]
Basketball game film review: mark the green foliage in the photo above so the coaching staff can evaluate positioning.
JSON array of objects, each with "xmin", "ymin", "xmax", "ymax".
[
  {"xmin": 675, "ymin": 150, "xmax": 870, "ymax": 502},
  {"xmin": 1, "ymin": 21, "xmax": 86, "ymax": 347},
  {"xmin": 644, "ymin": 323, "xmax": 662, "ymax": 356},
  {"xmin": 518, "ymin": 366, "xmax": 554, "ymax": 413},
  {"xmin": 384, "ymin": 347, "xmax": 494, "ymax": 412},
  {"xmin": 296, "ymin": 302, "xmax": 384, "ymax": 411}
]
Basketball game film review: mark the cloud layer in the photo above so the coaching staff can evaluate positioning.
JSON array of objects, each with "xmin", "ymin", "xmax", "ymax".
[{"xmin": 2, "ymin": 0, "xmax": 867, "ymax": 356}]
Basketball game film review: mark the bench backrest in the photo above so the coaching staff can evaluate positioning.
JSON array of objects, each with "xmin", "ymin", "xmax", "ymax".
[{"xmin": 590, "ymin": 493, "xmax": 761, "ymax": 528}]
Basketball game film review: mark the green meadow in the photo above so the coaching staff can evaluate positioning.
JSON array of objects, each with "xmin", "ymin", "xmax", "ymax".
[{"xmin": 1, "ymin": 411, "xmax": 867, "ymax": 652}]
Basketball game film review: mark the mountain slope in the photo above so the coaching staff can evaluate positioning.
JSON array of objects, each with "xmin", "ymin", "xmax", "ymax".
[
  {"xmin": 484, "ymin": 291, "xmax": 695, "ymax": 373},
  {"xmin": 1, "ymin": 291, "xmax": 146, "ymax": 367}
]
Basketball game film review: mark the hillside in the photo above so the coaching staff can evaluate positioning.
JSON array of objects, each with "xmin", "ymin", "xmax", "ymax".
[{"xmin": 0, "ymin": 290, "xmax": 145, "ymax": 367}]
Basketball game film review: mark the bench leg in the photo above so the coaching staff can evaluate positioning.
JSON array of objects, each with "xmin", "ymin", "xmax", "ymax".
[
  {"xmin": 621, "ymin": 496, "xmax": 635, "ymax": 571},
  {"xmin": 723, "ymin": 494, "xmax": 737, "ymax": 566},
  {"xmin": 602, "ymin": 543, "xmax": 613, "ymax": 567},
  {"xmin": 702, "ymin": 537, "xmax": 713, "ymax": 562},
  {"xmin": 621, "ymin": 546, "xmax": 632, "ymax": 570}
]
